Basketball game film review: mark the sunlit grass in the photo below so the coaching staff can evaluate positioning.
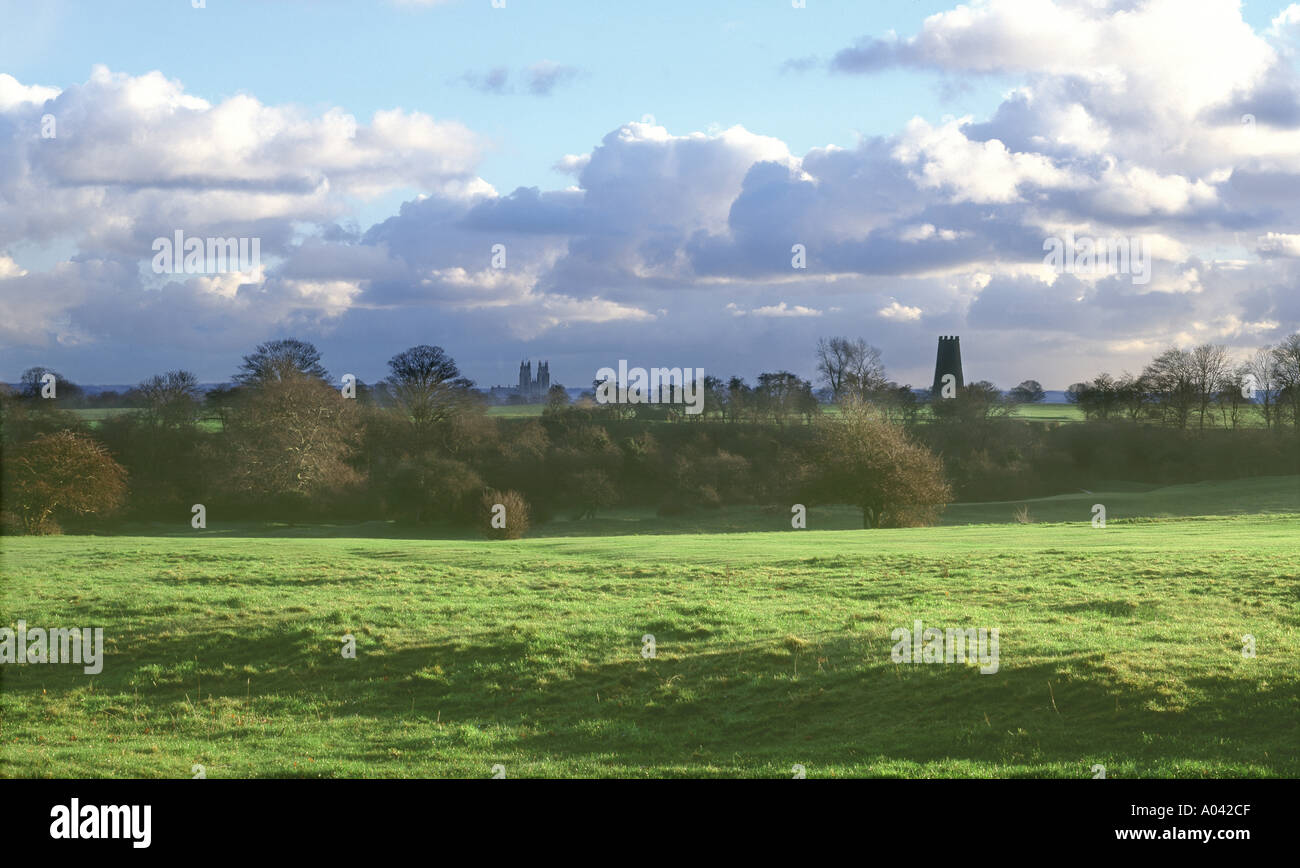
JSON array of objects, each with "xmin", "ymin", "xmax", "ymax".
[{"xmin": 3, "ymin": 508, "xmax": 1296, "ymax": 778}]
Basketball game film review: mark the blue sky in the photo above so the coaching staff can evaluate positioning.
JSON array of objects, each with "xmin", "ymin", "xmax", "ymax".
[
  {"xmin": 2, "ymin": 0, "xmax": 1300, "ymax": 390},
  {"xmin": 3, "ymin": 0, "xmax": 1013, "ymax": 223}
]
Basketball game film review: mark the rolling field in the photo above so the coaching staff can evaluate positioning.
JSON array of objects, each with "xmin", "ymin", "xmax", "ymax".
[{"xmin": 3, "ymin": 499, "xmax": 1298, "ymax": 778}]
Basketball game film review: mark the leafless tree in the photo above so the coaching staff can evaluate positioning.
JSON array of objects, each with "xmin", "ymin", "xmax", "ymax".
[
  {"xmin": 816, "ymin": 337, "xmax": 887, "ymax": 401},
  {"xmin": 1189, "ymin": 343, "xmax": 1232, "ymax": 429},
  {"xmin": 1241, "ymin": 346, "xmax": 1278, "ymax": 428},
  {"xmin": 1272, "ymin": 333, "xmax": 1300, "ymax": 428},
  {"xmin": 1142, "ymin": 348, "xmax": 1196, "ymax": 428}
]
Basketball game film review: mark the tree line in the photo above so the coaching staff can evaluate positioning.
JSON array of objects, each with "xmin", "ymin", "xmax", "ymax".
[
  {"xmin": 0, "ymin": 339, "xmax": 953, "ymax": 534},
  {"xmin": 1065, "ymin": 338, "xmax": 1300, "ymax": 429},
  {"xmin": 4, "ymin": 332, "xmax": 1297, "ymax": 536}
]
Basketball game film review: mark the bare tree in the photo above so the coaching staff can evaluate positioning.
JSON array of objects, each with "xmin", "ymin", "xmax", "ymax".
[
  {"xmin": 1189, "ymin": 343, "xmax": 1232, "ymax": 430},
  {"xmin": 18, "ymin": 366, "xmax": 83, "ymax": 405},
  {"xmin": 225, "ymin": 373, "xmax": 363, "ymax": 500},
  {"xmin": 136, "ymin": 370, "xmax": 201, "ymax": 429},
  {"xmin": 755, "ymin": 371, "xmax": 818, "ymax": 425},
  {"xmin": 383, "ymin": 344, "xmax": 478, "ymax": 438},
  {"xmin": 1273, "ymin": 333, "xmax": 1300, "ymax": 428},
  {"xmin": 234, "ymin": 338, "xmax": 329, "ymax": 387},
  {"xmin": 1142, "ymin": 348, "xmax": 1196, "ymax": 428},
  {"xmin": 1242, "ymin": 346, "xmax": 1278, "ymax": 428},
  {"xmin": 816, "ymin": 337, "xmax": 887, "ymax": 402}
]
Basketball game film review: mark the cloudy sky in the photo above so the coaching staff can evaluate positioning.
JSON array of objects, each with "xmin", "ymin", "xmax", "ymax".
[{"xmin": 2, "ymin": 0, "xmax": 1299, "ymax": 391}]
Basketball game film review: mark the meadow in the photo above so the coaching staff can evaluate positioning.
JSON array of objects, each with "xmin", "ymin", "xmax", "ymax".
[
  {"xmin": 2, "ymin": 476, "xmax": 1297, "ymax": 778},
  {"xmin": 67, "ymin": 400, "xmax": 1090, "ymax": 427}
]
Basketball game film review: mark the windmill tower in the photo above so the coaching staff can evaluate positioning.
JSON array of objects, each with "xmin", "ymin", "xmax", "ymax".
[{"xmin": 931, "ymin": 336, "xmax": 964, "ymax": 397}]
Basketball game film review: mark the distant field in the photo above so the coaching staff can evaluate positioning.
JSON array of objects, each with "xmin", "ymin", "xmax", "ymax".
[
  {"xmin": 2, "ymin": 500, "xmax": 1297, "ymax": 778},
  {"xmin": 63, "ymin": 408, "xmax": 223, "ymax": 432},
  {"xmin": 63, "ymin": 402, "xmax": 1277, "ymax": 428},
  {"xmin": 1009, "ymin": 403, "xmax": 1084, "ymax": 423},
  {"xmin": 485, "ymin": 404, "xmax": 546, "ymax": 417},
  {"xmin": 66, "ymin": 408, "xmax": 135, "ymax": 422},
  {"xmin": 70, "ymin": 404, "xmax": 546, "ymax": 422}
]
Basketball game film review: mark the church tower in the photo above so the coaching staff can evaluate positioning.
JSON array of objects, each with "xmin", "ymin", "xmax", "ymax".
[{"xmin": 931, "ymin": 336, "xmax": 964, "ymax": 397}]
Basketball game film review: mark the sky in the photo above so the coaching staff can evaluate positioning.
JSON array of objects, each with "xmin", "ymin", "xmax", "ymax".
[{"xmin": 2, "ymin": 0, "xmax": 1300, "ymax": 391}]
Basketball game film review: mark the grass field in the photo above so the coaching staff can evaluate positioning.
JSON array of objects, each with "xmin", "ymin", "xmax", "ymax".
[
  {"xmin": 69, "ymin": 402, "xmax": 1282, "ymax": 426},
  {"xmin": 66, "ymin": 405, "xmax": 549, "ymax": 422},
  {"xmin": 3, "ymin": 476, "xmax": 1297, "ymax": 778}
]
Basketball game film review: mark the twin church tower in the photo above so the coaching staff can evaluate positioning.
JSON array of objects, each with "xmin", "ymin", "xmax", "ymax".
[{"xmin": 518, "ymin": 360, "xmax": 550, "ymax": 402}]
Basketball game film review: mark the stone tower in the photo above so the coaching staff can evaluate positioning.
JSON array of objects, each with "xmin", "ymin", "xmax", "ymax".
[
  {"xmin": 517, "ymin": 360, "xmax": 550, "ymax": 401},
  {"xmin": 931, "ymin": 336, "xmax": 964, "ymax": 397}
]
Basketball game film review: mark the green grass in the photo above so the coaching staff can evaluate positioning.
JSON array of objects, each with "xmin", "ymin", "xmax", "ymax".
[
  {"xmin": 3, "ymin": 502, "xmax": 1297, "ymax": 778},
  {"xmin": 67, "ymin": 401, "xmax": 1274, "ymax": 428},
  {"xmin": 64, "ymin": 408, "xmax": 223, "ymax": 432},
  {"xmin": 485, "ymin": 404, "xmax": 546, "ymax": 417},
  {"xmin": 65, "ymin": 408, "xmax": 136, "ymax": 422},
  {"xmin": 945, "ymin": 475, "xmax": 1300, "ymax": 525},
  {"xmin": 1008, "ymin": 403, "xmax": 1085, "ymax": 423}
]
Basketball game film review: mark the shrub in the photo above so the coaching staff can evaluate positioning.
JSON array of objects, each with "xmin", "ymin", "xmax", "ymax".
[
  {"xmin": 813, "ymin": 400, "xmax": 952, "ymax": 528},
  {"xmin": 481, "ymin": 488, "xmax": 530, "ymax": 539},
  {"xmin": 3, "ymin": 431, "xmax": 128, "ymax": 534}
]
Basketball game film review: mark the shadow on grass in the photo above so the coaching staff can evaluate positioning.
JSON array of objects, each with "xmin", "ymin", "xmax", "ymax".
[{"xmin": 5, "ymin": 623, "xmax": 1296, "ymax": 777}]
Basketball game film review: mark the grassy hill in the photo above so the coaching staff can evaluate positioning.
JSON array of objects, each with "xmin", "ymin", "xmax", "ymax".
[
  {"xmin": 944, "ymin": 475, "xmax": 1300, "ymax": 525},
  {"xmin": 3, "ymin": 509, "xmax": 1297, "ymax": 778},
  {"xmin": 82, "ymin": 476, "xmax": 1300, "ymax": 541}
]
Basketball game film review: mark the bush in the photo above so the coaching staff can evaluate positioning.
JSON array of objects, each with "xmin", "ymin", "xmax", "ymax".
[
  {"xmin": 2, "ymin": 430, "xmax": 128, "ymax": 534},
  {"xmin": 813, "ymin": 400, "xmax": 952, "ymax": 528},
  {"xmin": 481, "ymin": 488, "xmax": 530, "ymax": 539}
]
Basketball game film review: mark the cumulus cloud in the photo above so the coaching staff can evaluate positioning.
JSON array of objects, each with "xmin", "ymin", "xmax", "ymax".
[
  {"xmin": 878, "ymin": 301, "xmax": 924, "ymax": 321},
  {"xmin": 1256, "ymin": 232, "xmax": 1300, "ymax": 258},
  {"xmin": 0, "ymin": 66, "xmax": 488, "ymax": 262},
  {"xmin": 3, "ymin": 1, "xmax": 1300, "ymax": 389}
]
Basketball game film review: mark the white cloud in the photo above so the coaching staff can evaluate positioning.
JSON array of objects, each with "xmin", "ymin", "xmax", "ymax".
[
  {"xmin": 878, "ymin": 301, "xmax": 924, "ymax": 321},
  {"xmin": 727, "ymin": 301, "xmax": 822, "ymax": 317},
  {"xmin": 1256, "ymin": 232, "xmax": 1300, "ymax": 257},
  {"xmin": 0, "ymin": 67, "xmax": 487, "ymax": 253},
  {"xmin": 892, "ymin": 117, "xmax": 1075, "ymax": 203},
  {"xmin": 0, "ymin": 72, "xmax": 59, "ymax": 110}
]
